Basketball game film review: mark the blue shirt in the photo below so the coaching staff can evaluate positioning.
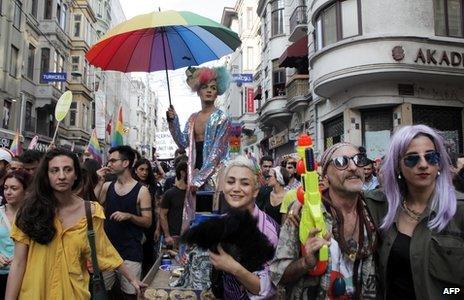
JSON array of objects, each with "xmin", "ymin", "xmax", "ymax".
[{"xmin": 0, "ymin": 206, "xmax": 14, "ymax": 274}]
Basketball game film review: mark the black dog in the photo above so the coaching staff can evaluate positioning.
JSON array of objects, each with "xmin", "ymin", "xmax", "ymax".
[{"xmin": 181, "ymin": 209, "xmax": 275, "ymax": 273}]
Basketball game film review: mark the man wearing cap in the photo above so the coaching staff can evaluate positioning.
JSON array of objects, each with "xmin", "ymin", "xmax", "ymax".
[{"xmin": 269, "ymin": 143, "xmax": 379, "ymax": 299}]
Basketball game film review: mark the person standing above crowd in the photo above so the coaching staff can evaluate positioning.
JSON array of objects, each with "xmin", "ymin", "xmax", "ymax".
[
  {"xmin": 160, "ymin": 161, "xmax": 188, "ymax": 247},
  {"xmin": 18, "ymin": 150, "xmax": 42, "ymax": 176},
  {"xmin": 132, "ymin": 158, "xmax": 162, "ymax": 276},
  {"xmin": 94, "ymin": 145, "xmax": 152, "ymax": 299},
  {"xmin": 362, "ymin": 159, "xmax": 379, "ymax": 191},
  {"xmin": 256, "ymin": 166, "xmax": 290, "ymax": 225},
  {"xmin": 271, "ymin": 142, "xmax": 377, "ymax": 299},
  {"xmin": 366, "ymin": 124, "xmax": 463, "ymax": 300},
  {"xmin": 0, "ymin": 171, "xmax": 30, "ymax": 295},
  {"xmin": 5, "ymin": 149, "xmax": 144, "ymax": 299}
]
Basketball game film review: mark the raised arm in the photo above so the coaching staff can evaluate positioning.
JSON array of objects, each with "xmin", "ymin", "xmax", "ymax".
[{"xmin": 167, "ymin": 107, "xmax": 190, "ymax": 149}]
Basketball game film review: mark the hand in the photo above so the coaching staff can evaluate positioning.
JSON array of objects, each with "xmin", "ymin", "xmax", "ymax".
[
  {"xmin": 302, "ymin": 228, "xmax": 331, "ymax": 269},
  {"xmin": 110, "ymin": 211, "xmax": 132, "ymax": 222},
  {"xmin": 0, "ymin": 254, "xmax": 10, "ymax": 268},
  {"xmin": 286, "ymin": 202, "xmax": 302, "ymax": 227},
  {"xmin": 129, "ymin": 279, "xmax": 147, "ymax": 295},
  {"xmin": 189, "ymin": 185, "xmax": 197, "ymax": 196},
  {"xmin": 209, "ymin": 245, "xmax": 240, "ymax": 274},
  {"xmin": 96, "ymin": 166, "xmax": 111, "ymax": 181},
  {"xmin": 165, "ymin": 236, "xmax": 175, "ymax": 246},
  {"xmin": 166, "ymin": 105, "xmax": 177, "ymax": 121}
]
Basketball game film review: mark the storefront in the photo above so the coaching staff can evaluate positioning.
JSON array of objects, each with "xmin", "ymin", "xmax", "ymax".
[
  {"xmin": 361, "ymin": 108, "xmax": 393, "ymax": 159},
  {"xmin": 412, "ymin": 105, "xmax": 463, "ymax": 156},
  {"xmin": 323, "ymin": 115, "xmax": 344, "ymax": 150}
]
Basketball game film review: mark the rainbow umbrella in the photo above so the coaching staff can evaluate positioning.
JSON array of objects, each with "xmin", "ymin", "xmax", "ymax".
[{"xmin": 86, "ymin": 10, "xmax": 241, "ymax": 105}]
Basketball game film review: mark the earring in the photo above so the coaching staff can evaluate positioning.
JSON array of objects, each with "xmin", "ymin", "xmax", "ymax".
[
  {"xmin": 397, "ymin": 173, "xmax": 402, "ymax": 180},
  {"xmin": 437, "ymin": 171, "xmax": 441, "ymax": 177}
]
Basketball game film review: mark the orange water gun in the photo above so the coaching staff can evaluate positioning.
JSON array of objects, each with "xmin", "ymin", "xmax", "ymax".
[{"xmin": 296, "ymin": 134, "xmax": 328, "ymax": 276}]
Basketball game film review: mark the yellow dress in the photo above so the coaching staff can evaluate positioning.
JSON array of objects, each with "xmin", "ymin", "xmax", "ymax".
[{"xmin": 11, "ymin": 202, "xmax": 123, "ymax": 299}]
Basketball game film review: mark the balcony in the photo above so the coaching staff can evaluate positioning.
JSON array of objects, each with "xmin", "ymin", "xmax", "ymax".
[
  {"xmin": 286, "ymin": 74, "xmax": 310, "ymax": 112},
  {"xmin": 257, "ymin": 96, "xmax": 291, "ymax": 130},
  {"xmin": 289, "ymin": 6, "xmax": 308, "ymax": 42}
]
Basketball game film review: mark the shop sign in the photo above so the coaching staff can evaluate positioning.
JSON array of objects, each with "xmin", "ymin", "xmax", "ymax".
[
  {"xmin": 414, "ymin": 48, "xmax": 464, "ymax": 67},
  {"xmin": 269, "ymin": 129, "xmax": 289, "ymax": 150},
  {"xmin": 232, "ymin": 74, "xmax": 253, "ymax": 83},
  {"xmin": 246, "ymin": 88, "xmax": 254, "ymax": 113}
]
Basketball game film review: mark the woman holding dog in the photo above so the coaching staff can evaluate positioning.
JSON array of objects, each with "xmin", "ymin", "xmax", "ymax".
[{"xmin": 208, "ymin": 156, "xmax": 280, "ymax": 299}]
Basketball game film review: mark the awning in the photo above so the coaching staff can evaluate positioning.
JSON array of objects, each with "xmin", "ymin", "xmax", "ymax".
[
  {"xmin": 253, "ymin": 86, "xmax": 262, "ymax": 100},
  {"xmin": 278, "ymin": 35, "xmax": 308, "ymax": 68}
]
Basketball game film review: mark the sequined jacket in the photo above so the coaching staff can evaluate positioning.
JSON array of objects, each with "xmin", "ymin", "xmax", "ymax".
[{"xmin": 168, "ymin": 109, "xmax": 230, "ymax": 188}]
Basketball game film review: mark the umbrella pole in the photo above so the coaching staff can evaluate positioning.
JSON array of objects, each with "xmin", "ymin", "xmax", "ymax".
[{"xmin": 161, "ymin": 28, "xmax": 172, "ymax": 107}]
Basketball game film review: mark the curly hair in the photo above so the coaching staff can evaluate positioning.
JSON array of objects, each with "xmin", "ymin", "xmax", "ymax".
[
  {"xmin": 185, "ymin": 66, "xmax": 231, "ymax": 95},
  {"xmin": 15, "ymin": 149, "xmax": 82, "ymax": 244}
]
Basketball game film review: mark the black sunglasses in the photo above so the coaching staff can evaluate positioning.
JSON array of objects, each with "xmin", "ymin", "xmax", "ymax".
[
  {"xmin": 331, "ymin": 153, "xmax": 369, "ymax": 170},
  {"xmin": 403, "ymin": 151, "xmax": 440, "ymax": 168}
]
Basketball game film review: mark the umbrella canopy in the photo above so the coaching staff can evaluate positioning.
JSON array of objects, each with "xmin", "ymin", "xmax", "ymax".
[{"xmin": 86, "ymin": 10, "xmax": 241, "ymax": 72}]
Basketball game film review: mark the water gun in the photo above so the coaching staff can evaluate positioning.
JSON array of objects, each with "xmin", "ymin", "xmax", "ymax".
[{"xmin": 295, "ymin": 133, "xmax": 328, "ymax": 276}]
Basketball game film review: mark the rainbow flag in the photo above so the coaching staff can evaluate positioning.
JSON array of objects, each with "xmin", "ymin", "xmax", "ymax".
[
  {"xmin": 9, "ymin": 130, "xmax": 22, "ymax": 157},
  {"xmin": 111, "ymin": 105, "xmax": 124, "ymax": 147},
  {"xmin": 85, "ymin": 129, "xmax": 102, "ymax": 164}
]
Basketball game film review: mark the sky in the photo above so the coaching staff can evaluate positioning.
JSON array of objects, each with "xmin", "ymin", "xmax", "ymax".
[{"xmin": 119, "ymin": 0, "xmax": 236, "ymax": 126}]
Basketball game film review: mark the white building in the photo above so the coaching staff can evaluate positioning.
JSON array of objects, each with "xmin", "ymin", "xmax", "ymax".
[{"xmin": 308, "ymin": 0, "xmax": 464, "ymax": 158}]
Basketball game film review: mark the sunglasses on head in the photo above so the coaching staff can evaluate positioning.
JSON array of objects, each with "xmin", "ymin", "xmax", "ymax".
[
  {"xmin": 331, "ymin": 153, "xmax": 369, "ymax": 170},
  {"xmin": 403, "ymin": 151, "xmax": 440, "ymax": 168}
]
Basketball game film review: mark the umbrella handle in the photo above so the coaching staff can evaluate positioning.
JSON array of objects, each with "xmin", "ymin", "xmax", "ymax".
[{"xmin": 161, "ymin": 27, "xmax": 172, "ymax": 107}]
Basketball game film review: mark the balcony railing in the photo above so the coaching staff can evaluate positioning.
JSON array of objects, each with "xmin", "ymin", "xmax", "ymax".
[
  {"xmin": 286, "ymin": 75, "xmax": 309, "ymax": 100},
  {"xmin": 290, "ymin": 6, "xmax": 307, "ymax": 35}
]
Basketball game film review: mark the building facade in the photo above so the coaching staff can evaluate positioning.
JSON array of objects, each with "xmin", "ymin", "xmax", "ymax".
[{"xmin": 308, "ymin": 0, "xmax": 464, "ymax": 158}]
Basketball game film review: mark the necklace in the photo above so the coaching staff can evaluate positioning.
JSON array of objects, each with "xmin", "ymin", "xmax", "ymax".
[
  {"xmin": 401, "ymin": 200, "xmax": 421, "ymax": 221},
  {"xmin": 346, "ymin": 217, "xmax": 359, "ymax": 261}
]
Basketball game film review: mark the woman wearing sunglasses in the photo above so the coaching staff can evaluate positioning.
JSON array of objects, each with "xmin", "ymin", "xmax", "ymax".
[{"xmin": 366, "ymin": 124, "xmax": 464, "ymax": 300}]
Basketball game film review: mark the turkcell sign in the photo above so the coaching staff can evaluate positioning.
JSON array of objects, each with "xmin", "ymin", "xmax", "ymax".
[
  {"xmin": 42, "ymin": 72, "xmax": 67, "ymax": 82},
  {"xmin": 232, "ymin": 73, "xmax": 253, "ymax": 83}
]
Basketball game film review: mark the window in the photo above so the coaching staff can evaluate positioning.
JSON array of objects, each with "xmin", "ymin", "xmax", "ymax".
[
  {"xmin": 44, "ymin": 0, "xmax": 53, "ymax": 19},
  {"xmin": 247, "ymin": 7, "xmax": 253, "ymax": 30},
  {"xmin": 74, "ymin": 14, "xmax": 82, "ymax": 37},
  {"xmin": 2, "ymin": 100, "xmax": 12, "ymax": 129},
  {"xmin": 83, "ymin": 104, "xmax": 88, "ymax": 130},
  {"xmin": 434, "ymin": 0, "xmax": 464, "ymax": 37},
  {"xmin": 25, "ymin": 101, "xmax": 33, "ymax": 131},
  {"xmin": 271, "ymin": 0, "xmax": 285, "ymax": 36},
  {"xmin": 40, "ymin": 48, "xmax": 50, "ymax": 83},
  {"xmin": 27, "ymin": 44, "xmax": 36, "ymax": 80},
  {"xmin": 71, "ymin": 56, "xmax": 80, "ymax": 74},
  {"xmin": 272, "ymin": 60, "xmax": 286, "ymax": 97},
  {"xmin": 13, "ymin": 0, "xmax": 21, "ymax": 29},
  {"xmin": 263, "ymin": 12, "xmax": 269, "ymax": 45},
  {"xmin": 315, "ymin": 0, "xmax": 361, "ymax": 50},
  {"xmin": 246, "ymin": 47, "xmax": 254, "ymax": 70},
  {"xmin": 31, "ymin": 0, "xmax": 38, "ymax": 18},
  {"xmin": 57, "ymin": 1, "xmax": 67, "ymax": 30},
  {"xmin": 69, "ymin": 102, "xmax": 77, "ymax": 126},
  {"xmin": 9, "ymin": 46, "xmax": 19, "ymax": 77}
]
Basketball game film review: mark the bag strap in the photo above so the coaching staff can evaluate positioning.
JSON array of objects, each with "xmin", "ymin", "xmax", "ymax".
[{"xmin": 85, "ymin": 201, "xmax": 103, "ymax": 280}]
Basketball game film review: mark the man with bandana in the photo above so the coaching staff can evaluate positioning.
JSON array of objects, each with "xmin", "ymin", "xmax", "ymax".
[{"xmin": 270, "ymin": 142, "xmax": 379, "ymax": 299}]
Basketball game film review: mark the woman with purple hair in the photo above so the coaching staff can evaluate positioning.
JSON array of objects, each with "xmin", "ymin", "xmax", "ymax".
[{"xmin": 366, "ymin": 124, "xmax": 464, "ymax": 300}]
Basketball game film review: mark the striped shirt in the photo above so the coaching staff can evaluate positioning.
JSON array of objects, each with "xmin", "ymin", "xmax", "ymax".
[{"xmin": 222, "ymin": 205, "xmax": 280, "ymax": 299}]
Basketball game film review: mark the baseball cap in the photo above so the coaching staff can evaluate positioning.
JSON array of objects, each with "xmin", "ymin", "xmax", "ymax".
[{"xmin": 0, "ymin": 148, "xmax": 13, "ymax": 164}]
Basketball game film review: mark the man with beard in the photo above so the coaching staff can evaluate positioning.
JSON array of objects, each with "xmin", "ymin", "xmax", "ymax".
[
  {"xmin": 285, "ymin": 157, "xmax": 300, "ymax": 191},
  {"xmin": 94, "ymin": 145, "xmax": 152, "ymax": 299},
  {"xmin": 270, "ymin": 143, "xmax": 379, "ymax": 299}
]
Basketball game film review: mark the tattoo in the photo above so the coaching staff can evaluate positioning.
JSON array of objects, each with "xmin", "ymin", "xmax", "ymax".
[{"xmin": 140, "ymin": 207, "xmax": 152, "ymax": 211}]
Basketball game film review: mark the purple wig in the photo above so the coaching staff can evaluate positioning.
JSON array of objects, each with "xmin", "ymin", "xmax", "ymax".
[{"xmin": 380, "ymin": 124, "xmax": 456, "ymax": 232}]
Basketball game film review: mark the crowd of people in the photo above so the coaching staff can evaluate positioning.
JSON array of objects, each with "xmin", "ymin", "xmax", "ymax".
[{"xmin": 0, "ymin": 63, "xmax": 462, "ymax": 300}]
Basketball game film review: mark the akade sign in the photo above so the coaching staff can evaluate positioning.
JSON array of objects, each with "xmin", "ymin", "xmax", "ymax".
[
  {"xmin": 414, "ymin": 48, "xmax": 464, "ymax": 67},
  {"xmin": 269, "ymin": 129, "xmax": 289, "ymax": 150}
]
